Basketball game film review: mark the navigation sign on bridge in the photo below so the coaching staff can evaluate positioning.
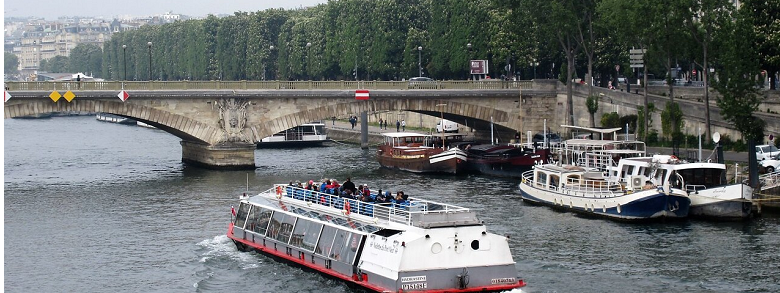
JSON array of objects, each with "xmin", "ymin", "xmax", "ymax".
[
  {"xmin": 49, "ymin": 91, "xmax": 62, "ymax": 102},
  {"xmin": 355, "ymin": 89, "xmax": 369, "ymax": 100},
  {"xmin": 4, "ymin": 91, "xmax": 10, "ymax": 102},
  {"xmin": 63, "ymin": 91, "xmax": 76, "ymax": 102},
  {"xmin": 118, "ymin": 90, "xmax": 130, "ymax": 102}
]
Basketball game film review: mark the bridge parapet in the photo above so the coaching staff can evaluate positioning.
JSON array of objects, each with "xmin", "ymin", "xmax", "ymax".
[{"xmin": 5, "ymin": 80, "xmax": 531, "ymax": 91}]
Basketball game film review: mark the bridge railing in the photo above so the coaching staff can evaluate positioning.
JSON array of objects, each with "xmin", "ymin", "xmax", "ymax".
[{"xmin": 5, "ymin": 80, "xmax": 530, "ymax": 91}]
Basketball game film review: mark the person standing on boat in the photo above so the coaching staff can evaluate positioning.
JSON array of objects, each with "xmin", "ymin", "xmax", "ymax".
[{"xmin": 342, "ymin": 177, "xmax": 356, "ymax": 194}]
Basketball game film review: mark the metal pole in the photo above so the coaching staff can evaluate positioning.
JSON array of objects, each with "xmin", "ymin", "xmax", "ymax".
[
  {"xmin": 698, "ymin": 127, "xmax": 702, "ymax": 162},
  {"xmin": 360, "ymin": 111, "xmax": 368, "ymax": 149},
  {"xmin": 491, "ymin": 116, "xmax": 495, "ymax": 145},
  {"xmin": 122, "ymin": 45, "xmax": 127, "ymax": 81},
  {"xmin": 418, "ymin": 46, "xmax": 422, "ymax": 77},
  {"xmin": 147, "ymin": 42, "xmax": 152, "ymax": 81}
]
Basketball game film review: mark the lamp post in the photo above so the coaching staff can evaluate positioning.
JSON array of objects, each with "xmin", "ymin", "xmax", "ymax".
[
  {"xmin": 531, "ymin": 59, "xmax": 538, "ymax": 79},
  {"xmin": 122, "ymin": 45, "xmax": 127, "ymax": 81},
  {"xmin": 467, "ymin": 43, "xmax": 472, "ymax": 80},
  {"xmin": 417, "ymin": 46, "xmax": 423, "ymax": 77},
  {"xmin": 266, "ymin": 45, "xmax": 275, "ymax": 81},
  {"xmin": 147, "ymin": 41, "xmax": 152, "ymax": 81}
]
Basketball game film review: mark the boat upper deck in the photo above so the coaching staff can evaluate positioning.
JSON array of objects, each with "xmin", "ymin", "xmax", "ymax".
[{"xmin": 244, "ymin": 185, "xmax": 481, "ymax": 232}]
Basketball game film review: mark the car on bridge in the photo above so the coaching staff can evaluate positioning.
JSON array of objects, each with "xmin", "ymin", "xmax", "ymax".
[{"xmin": 408, "ymin": 77, "xmax": 436, "ymax": 89}]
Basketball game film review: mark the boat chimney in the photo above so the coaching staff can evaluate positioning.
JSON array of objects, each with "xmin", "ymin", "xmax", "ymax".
[{"xmin": 748, "ymin": 139, "xmax": 759, "ymax": 188}]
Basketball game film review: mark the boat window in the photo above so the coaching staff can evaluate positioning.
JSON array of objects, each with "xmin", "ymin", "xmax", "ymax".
[
  {"xmin": 339, "ymin": 233, "xmax": 362, "ymax": 265},
  {"xmin": 277, "ymin": 213, "xmax": 297, "ymax": 243},
  {"xmin": 566, "ymin": 175, "xmax": 580, "ymax": 185},
  {"xmin": 247, "ymin": 207, "xmax": 272, "ymax": 235},
  {"xmin": 640, "ymin": 167, "xmax": 650, "ymax": 177},
  {"xmin": 330, "ymin": 229, "xmax": 350, "ymax": 262},
  {"xmin": 302, "ymin": 222, "xmax": 323, "ymax": 252},
  {"xmin": 290, "ymin": 218, "xmax": 313, "ymax": 248},
  {"xmin": 373, "ymin": 229, "xmax": 402, "ymax": 237},
  {"xmin": 267, "ymin": 211, "xmax": 285, "ymax": 240},
  {"xmin": 234, "ymin": 203, "xmax": 251, "ymax": 229},
  {"xmin": 549, "ymin": 174, "xmax": 560, "ymax": 188},
  {"xmin": 536, "ymin": 172, "xmax": 547, "ymax": 188},
  {"xmin": 626, "ymin": 165, "xmax": 635, "ymax": 176},
  {"xmin": 316, "ymin": 225, "xmax": 338, "ymax": 257}
]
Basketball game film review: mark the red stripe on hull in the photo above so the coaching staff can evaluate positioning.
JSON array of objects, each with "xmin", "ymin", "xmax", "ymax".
[{"xmin": 227, "ymin": 224, "xmax": 525, "ymax": 292}]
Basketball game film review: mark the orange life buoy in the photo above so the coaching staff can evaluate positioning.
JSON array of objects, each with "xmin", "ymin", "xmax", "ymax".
[
  {"xmin": 276, "ymin": 186, "xmax": 282, "ymax": 195},
  {"xmin": 344, "ymin": 200, "xmax": 351, "ymax": 215}
]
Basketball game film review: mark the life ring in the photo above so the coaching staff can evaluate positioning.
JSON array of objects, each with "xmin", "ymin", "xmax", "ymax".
[
  {"xmin": 276, "ymin": 186, "xmax": 282, "ymax": 195},
  {"xmin": 344, "ymin": 200, "xmax": 351, "ymax": 216},
  {"xmin": 670, "ymin": 155, "xmax": 678, "ymax": 161}
]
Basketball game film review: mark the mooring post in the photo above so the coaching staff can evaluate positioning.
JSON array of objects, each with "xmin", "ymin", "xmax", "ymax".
[{"xmin": 360, "ymin": 111, "xmax": 368, "ymax": 149}]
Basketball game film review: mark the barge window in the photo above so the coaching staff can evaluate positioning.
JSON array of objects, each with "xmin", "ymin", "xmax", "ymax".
[
  {"xmin": 250, "ymin": 208, "xmax": 273, "ymax": 235},
  {"xmin": 290, "ymin": 218, "xmax": 312, "ymax": 247},
  {"xmin": 316, "ymin": 225, "xmax": 338, "ymax": 257},
  {"xmin": 234, "ymin": 203, "xmax": 251, "ymax": 229},
  {"xmin": 267, "ymin": 211, "xmax": 285, "ymax": 240}
]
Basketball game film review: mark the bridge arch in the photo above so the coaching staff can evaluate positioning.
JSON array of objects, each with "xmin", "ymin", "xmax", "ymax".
[
  {"xmin": 248, "ymin": 99, "xmax": 519, "ymax": 142},
  {"xmin": 4, "ymin": 100, "xmax": 221, "ymax": 144}
]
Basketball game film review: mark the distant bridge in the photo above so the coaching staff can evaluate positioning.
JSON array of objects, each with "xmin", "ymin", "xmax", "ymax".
[{"xmin": 4, "ymin": 80, "xmax": 560, "ymax": 169}]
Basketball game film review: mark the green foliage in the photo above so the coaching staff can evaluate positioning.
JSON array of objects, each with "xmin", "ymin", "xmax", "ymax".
[
  {"xmin": 600, "ymin": 112, "xmax": 620, "ymax": 128},
  {"xmin": 661, "ymin": 102, "xmax": 684, "ymax": 139},
  {"xmin": 646, "ymin": 130, "xmax": 659, "ymax": 145},
  {"xmin": 619, "ymin": 114, "xmax": 638, "ymax": 133},
  {"xmin": 637, "ymin": 103, "xmax": 655, "ymax": 140},
  {"xmin": 586, "ymin": 95, "xmax": 599, "ymax": 127},
  {"xmin": 712, "ymin": 8, "xmax": 765, "ymax": 142},
  {"xmin": 69, "ymin": 43, "xmax": 104, "ymax": 78},
  {"xmin": 39, "ymin": 56, "xmax": 70, "ymax": 73},
  {"xmin": 4, "ymin": 52, "xmax": 19, "ymax": 75}
]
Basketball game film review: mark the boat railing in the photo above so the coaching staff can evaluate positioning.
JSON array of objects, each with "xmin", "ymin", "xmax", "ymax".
[
  {"xmin": 758, "ymin": 170, "xmax": 780, "ymax": 191},
  {"xmin": 521, "ymin": 171, "xmax": 624, "ymax": 198},
  {"xmin": 685, "ymin": 184, "xmax": 708, "ymax": 193},
  {"xmin": 266, "ymin": 184, "xmax": 471, "ymax": 227}
]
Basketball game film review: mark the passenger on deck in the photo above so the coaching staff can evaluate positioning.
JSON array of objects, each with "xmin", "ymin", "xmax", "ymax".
[
  {"xmin": 320, "ymin": 179, "xmax": 330, "ymax": 193},
  {"xmin": 643, "ymin": 180, "xmax": 655, "ymax": 190},
  {"xmin": 342, "ymin": 177, "xmax": 356, "ymax": 194},
  {"xmin": 376, "ymin": 189, "xmax": 386, "ymax": 202}
]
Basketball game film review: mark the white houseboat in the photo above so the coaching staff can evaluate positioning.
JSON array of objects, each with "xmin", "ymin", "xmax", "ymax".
[
  {"xmin": 258, "ymin": 122, "xmax": 328, "ymax": 147},
  {"xmin": 519, "ymin": 163, "xmax": 690, "ymax": 221},
  {"xmin": 228, "ymin": 184, "xmax": 526, "ymax": 292}
]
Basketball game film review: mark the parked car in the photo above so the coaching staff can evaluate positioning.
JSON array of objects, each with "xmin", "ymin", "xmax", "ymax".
[
  {"xmin": 532, "ymin": 133, "xmax": 562, "ymax": 145},
  {"xmin": 760, "ymin": 154, "xmax": 780, "ymax": 173},
  {"xmin": 755, "ymin": 144, "xmax": 780, "ymax": 161},
  {"xmin": 408, "ymin": 77, "xmax": 436, "ymax": 89}
]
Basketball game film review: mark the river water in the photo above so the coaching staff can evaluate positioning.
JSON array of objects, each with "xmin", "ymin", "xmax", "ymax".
[{"xmin": 4, "ymin": 116, "xmax": 779, "ymax": 293}]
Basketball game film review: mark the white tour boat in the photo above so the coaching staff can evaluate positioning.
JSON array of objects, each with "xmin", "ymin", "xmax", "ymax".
[
  {"xmin": 228, "ymin": 184, "xmax": 526, "ymax": 292},
  {"xmin": 258, "ymin": 122, "xmax": 328, "ymax": 147}
]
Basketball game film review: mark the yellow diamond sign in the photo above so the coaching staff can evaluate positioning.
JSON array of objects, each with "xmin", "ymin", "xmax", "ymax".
[
  {"xmin": 49, "ymin": 91, "xmax": 62, "ymax": 102},
  {"xmin": 64, "ymin": 91, "xmax": 76, "ymax": 102}
]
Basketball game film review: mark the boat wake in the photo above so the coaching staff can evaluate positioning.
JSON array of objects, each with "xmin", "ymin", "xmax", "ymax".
[{"xmin": 196, "ymin": 234, "xmax": 261, "ymax": 269}]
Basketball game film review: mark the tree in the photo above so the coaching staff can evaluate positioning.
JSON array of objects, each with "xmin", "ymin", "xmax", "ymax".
[
  {"xmin": 600, "ymin": 112, "xmax": 620, "ymax": 128},
  {"xmin": 686, "ymin": 0, "xmax": 732, "ymax": 142},
  {"xmin": 5, "ymin": 52, "xmax": 19, "ymax": 75},
  {"xmin": 740, "ymin": 0, "xmax": 780, "ymax": 90},
  {"xmin": 661, "ymin": 101, "xmax": 684, "ymax": 139},
  {"xmin": 586, "ymin": 95, "xmax": 599, "ymax": 127},
  {"xmin": 712, "ymin": 7, "xmax": 765, "ymax": 142},
  {"xmin": 69, "ymin": 43, "xmax": 103, "ymax": 77},
  {"xmin": 39, "ymin": 56, "xmax": 70, "ymax": 73},
  {"xmin": 637, "ymin": 103, "xmax": 656, "ymax": 140}
]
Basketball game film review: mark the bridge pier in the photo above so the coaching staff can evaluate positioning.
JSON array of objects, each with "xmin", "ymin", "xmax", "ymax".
[{"xmin": 180, "ymin": 141, "xmax": 256, "ymax": 170}]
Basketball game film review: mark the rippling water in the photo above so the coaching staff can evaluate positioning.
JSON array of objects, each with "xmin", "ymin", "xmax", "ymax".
[{"xmin": 4, "ymin": 116, "xmax": 779, "ymax": 293}]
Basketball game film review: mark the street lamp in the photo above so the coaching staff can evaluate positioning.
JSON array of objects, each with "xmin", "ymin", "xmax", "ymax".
[
  {"xmin": 122, "ymin": 45, "xmax": 127, "ymax": 81},
  {"xmin": 147, "ymin": 41, "xmax": 152, "ymax": 81},
  {"xmin": 531, "ymin": 59, "xmax": 538, "ymax": 79},
  {"xmin": 467, "ymin": 43, "xmax": 472, "ymax": 80},
  {"xmin": 266, "ymin": 45, "xmax": 275, "ymax": 81},
  {"xmin": 417, "ymin": 46, "xmax": 423, "ymax": 77}
]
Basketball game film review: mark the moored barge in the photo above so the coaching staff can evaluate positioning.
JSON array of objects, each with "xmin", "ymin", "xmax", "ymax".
[{"xmin": 227, "ymin": 184, "xmax": 526, "ymax": 292}]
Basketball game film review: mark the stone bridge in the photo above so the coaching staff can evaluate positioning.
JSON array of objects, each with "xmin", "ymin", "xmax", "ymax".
[{"xmin": 4, "ymin": 80, "xmax": 559, "ymax": 169}]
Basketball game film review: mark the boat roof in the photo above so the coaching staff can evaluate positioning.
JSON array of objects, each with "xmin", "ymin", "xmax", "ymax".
[
  {"xmin": 561, "ymin": 125, "xmax": 623, "ymax": 134},
  {"xmin": 564, "ymin": 139, "xmax": 644, "ymax": 147},
  {"xmin": 381, "ymin": 132, "xmax": 430, "ymax": 138}
]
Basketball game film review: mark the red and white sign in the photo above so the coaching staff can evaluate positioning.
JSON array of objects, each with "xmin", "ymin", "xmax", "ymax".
[
  {"xmin": 117, "ymin": 90, "xmax": 130, "ymax": 102},
  {"xmin": 355, "ymin": 89, "xmax": 369, "ymax": 100},
  {"xmin": 470, "ymin": 60, "xmax": 489, "ymax": 75},
  {"xmin": 4, "ymin": 91, "xmax": 11, "ymax": 102}
]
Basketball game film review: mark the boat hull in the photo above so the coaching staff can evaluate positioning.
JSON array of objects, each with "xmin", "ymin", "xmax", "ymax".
[
  {"xmin": 378, "ymin": 148, "xmax": 467, "ymax": 174},
  {"xmin": 519, "ymin": 184, "xmax": 690, "ymax": 221},
  {"xmin": 688, "ymin": 184, "xmax": 754, "ymax": 220}
]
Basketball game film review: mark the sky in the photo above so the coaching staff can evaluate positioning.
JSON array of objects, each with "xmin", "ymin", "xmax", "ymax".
[{"xmin": 4, "ymin": 0, "xmax": 328, "ymax": 20}]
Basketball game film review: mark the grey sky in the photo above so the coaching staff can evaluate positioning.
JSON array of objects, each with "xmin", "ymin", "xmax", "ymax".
[{"xmin": 4, "ymin": 0, "xmax": 328, "ymax": 20}]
